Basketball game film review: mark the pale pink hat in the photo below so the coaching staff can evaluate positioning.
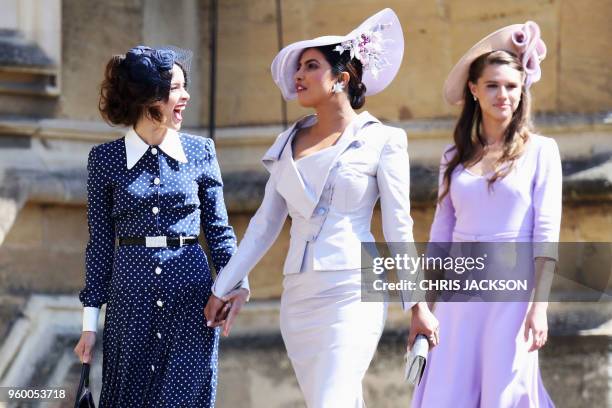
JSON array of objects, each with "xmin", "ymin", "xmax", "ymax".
[
  {"xmin": 443, "ymin": 21, "xmax": 547, "ymax": 105},
  {"xmin": 271, "ymin": 8, "xmax": 404, "ymax": 101}
]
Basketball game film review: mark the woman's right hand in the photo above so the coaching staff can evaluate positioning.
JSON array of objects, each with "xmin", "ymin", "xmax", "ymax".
[
  {"xmin": 74, "ymin": 331, "xmax": 96, "ymax": 363},
  {"xmin": 408, "ymin": 302, "xmax": 440, "ymax": 350}
]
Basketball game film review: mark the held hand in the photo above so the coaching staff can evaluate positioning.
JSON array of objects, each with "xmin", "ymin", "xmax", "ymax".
[
  {"xmin": 524, "ymin": 303, "xmax": 548, "ymax": 352},
  {"xmin": 221, "ymin": 288, "xmax": 249, "ymax": 337},
  {"xmin": 408, "ymin": 303, "xmax": 440, "ymax": 351},
  {"xmin": 74, "ymin": 331, "xmax": 96, "ymax": 363},
  {"xmin": 204, "ymin": 294, "xmax": 227, "ymax": 328}
]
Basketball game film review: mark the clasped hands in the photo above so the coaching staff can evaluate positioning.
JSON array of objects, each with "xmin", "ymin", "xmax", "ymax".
[{"xmin": 204, "ymin": 288, "xmax": 249, "ymax": 337}]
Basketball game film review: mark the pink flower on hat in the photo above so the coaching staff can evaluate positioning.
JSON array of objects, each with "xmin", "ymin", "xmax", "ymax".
[
  {"xmin": 334, "ymin": 23, "xmax": 392, "ymax": 79},
  {"xmin": 511, "ymin": 21, "xmax": 547, "ymax": 88}
]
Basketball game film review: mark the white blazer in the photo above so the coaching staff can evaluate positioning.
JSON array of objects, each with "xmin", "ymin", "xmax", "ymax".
[{"xmin": 212, "ymin": 111, "xmax": 416, "ymax": 308}]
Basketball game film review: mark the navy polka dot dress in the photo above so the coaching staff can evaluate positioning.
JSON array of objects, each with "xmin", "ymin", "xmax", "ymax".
[{"xmin": 79, "ymin": 133, "xmax": 236, "ymax": 407}]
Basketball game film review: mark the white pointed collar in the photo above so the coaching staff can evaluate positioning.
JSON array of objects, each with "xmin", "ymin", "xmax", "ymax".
[
  {"xmin": 262, "ymin": 110, "xmax": 379, "ymax": 170},
  {"xmin": 125, "ymin": 128, "xmax": 188, "ymax": 169}
]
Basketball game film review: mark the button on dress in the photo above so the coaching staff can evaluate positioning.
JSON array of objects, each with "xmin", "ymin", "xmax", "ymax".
[{"xmin": 79, "ymin": 132, "xmax": 237, "ymax": 407}]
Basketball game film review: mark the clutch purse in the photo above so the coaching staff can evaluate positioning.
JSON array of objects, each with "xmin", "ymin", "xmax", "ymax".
[
  {"xmin": 74, "ymin": 363, "xmax": 96, "ymax": 408},
  {"xmin": 404, "ymin": 334, "xmax": 429, "ymax": 385}
]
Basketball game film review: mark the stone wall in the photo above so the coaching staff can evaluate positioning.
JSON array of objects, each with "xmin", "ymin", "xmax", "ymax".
[
  {"xmin": 51, "ymin": 0, "xmax": 612, "ymax": 127},
  {"xmin": 199, "ymin": 0, "xmax": 612, "ymax": 125},
  {"xmin": 59, "ymin": 0, "xmax": 144, "ymax": 121}
]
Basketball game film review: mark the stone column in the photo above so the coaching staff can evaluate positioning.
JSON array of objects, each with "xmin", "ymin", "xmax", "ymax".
[{"xmin": 143, "ymin": 0, "xmax": 201, "ymax": 128}]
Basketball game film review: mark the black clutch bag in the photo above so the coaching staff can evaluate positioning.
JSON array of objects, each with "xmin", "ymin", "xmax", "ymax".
[{"xmin": 74, "ymin": 363, "xmax": 96, "ymax": 408}]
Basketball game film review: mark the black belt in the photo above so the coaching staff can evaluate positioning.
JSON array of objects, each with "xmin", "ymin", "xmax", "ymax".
[{"xmin": 118, "ymin": 236, "xmax": 198, "ymax": 248}]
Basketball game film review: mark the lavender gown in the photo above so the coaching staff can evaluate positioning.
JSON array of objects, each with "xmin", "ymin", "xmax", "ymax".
[{"xmin": 411, "ymin": 135, "xmax": 561, "ymax": 407}]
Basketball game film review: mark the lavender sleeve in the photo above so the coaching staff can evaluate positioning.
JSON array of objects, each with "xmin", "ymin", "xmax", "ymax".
[
  {"xmin": 211, "ymin": 170, "xmax": 288, "ymax": 298},
  {"xmin": 429, "ymin": 146, "xmax": 457, "ymax": 244},
  {"xmin": 532, "ymin": 138, "xmax": 562, "ymax": 260}
]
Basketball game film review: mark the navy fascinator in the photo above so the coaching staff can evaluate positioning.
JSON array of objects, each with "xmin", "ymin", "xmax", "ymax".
[{"xmin": 122, "ymin": 45, "xmax": 192, "ymax": 87}]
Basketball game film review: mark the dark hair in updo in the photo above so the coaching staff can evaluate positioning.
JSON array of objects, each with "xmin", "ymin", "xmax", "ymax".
[
  {"xmin": 98, "ymin": 55, "xmax": 187, "ymax": 127},
  {"xmin": 313, "ymin": 44, "xmax": 367, "ymax": 109}
]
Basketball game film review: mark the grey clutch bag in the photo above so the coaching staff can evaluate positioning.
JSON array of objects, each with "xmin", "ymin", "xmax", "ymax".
[{"xmin": 404, "ymin": 334, "xmax": 429, "ymax": 385}]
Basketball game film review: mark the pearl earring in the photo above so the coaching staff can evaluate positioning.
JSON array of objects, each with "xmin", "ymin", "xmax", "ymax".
[
  {"xmin": 473, "ymin": 94, "xmax": 478, "ymax": 101},
  {"xmin": 332, "ymin": 82, "xmax": 345, "ymax": 94}
]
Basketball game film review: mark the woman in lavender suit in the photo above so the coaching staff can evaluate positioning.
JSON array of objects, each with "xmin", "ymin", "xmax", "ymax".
[
  {"xmin": 205, "ymin": 9, "xmax": 439, "ymax": 408},
  {"xmin": 412, "ymin": 22, "xmax": 560, "ymax": 407}
]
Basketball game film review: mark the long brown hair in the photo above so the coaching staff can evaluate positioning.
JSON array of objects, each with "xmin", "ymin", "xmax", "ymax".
[{"xmin": 439, "ymin": 50, "xmax": 533, "ymax": 202}]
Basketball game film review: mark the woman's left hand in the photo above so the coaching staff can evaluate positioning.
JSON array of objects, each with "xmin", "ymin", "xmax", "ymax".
[
  {"xmin": 524, "ymin": 302, "xmax": 548, "ymax": 352},
  {"xmin": 204, "ymin": 294, "xmax": 227, "ymax": 328}
]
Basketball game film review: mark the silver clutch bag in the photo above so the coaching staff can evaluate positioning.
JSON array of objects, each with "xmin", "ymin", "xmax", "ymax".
[{"xmin": 404, "ymin": 334, "xmax": 429, "ymax": 385}]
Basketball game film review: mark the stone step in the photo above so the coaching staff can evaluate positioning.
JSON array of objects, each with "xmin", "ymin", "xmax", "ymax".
[{"xmin": 0, "ymin": 295, "xmax": 610, "ymax": 407}]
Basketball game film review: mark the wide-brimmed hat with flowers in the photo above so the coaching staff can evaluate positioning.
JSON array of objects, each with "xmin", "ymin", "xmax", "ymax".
[
  {"xmin": 271, "ymin": 8, "xmax": 404, "ymax": 101},
  {"xmin": 443, "ymin": 21, "xmax": 547, "ymax": 105}
]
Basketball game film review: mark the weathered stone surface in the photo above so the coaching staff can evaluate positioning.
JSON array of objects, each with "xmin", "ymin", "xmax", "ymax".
[
  {"xmin": 2, "ymin": 167, "xmax": 87, "ymax": 206},
  {"xmin": 1, "ymin": 0, "xmax": 608, "ymax": 127},
  {"xmin": 564, "ymin": 157, "xmax": 612, "ymax": 202},
  {"xmin": 209, "ymin": 0, "xmax": 283, "ymax": 127},
  {"xmin": 1, "ymin": 204, "xmax": 43, "ymax": 247},
  {"xmin": 59, "ymin": 0, "xmax": 143, "ymax": 121},
  {"xmin": 222, "ymin": 213, "xmax": 289, "ymax": 299},
  {"xmin": 0, "ymin": 29, "xmax": 54, "ymax": 67},
  {"xmin": 143, "ymin": 0, "xmax": 202, "ymax": 128},
  {"xmin": 204, "ymin": 0, "xmax": 609, "ymax": 125},
  {"xmin": 0, "ymin": 247, "xmax": 84, "ymax": 294},
  {"xmin": 562, "ymin": 203, "xmax": 612, "ymax": 242},
  {"xmin": 0, "ymin": 295, "xmax": 26, "ymax": 342},
  {"xmin": 0, "ymin": 95, "xmax": 57, "ymax": 119},
  {"xmin": 559, "ymin": 0, "xmax": 612, "ymax": 113},
  {"xmin": 42, "ymin": 206, "xmax": 88, "ymax": 252}
]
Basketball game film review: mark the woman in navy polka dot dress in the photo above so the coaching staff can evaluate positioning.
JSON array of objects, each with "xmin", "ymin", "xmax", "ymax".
[{"xmin": 73, "ymin": 46, "xmax": 249, "ymax": 407}]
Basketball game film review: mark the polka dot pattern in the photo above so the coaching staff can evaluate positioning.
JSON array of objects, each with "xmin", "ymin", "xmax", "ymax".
[{"xmin": 79, "ymin": 133, "xmax": 236, "ymax": 407}]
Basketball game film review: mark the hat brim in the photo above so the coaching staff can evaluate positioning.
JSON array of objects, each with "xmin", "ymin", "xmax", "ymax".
[
  {"xmin": 271, "ymin": 8, "xmax": 404, "ymax": 101},
  {"xmin": 443, "ymin": 24, "xmax": 524, "ymax": 106}
]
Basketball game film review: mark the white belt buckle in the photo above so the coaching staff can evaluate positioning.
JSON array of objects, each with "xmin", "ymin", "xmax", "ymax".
[{"xmin": 146, "ymin": 236, "xmax": 168, "ymax": 248}]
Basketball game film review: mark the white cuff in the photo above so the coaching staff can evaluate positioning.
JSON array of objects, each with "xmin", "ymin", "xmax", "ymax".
[
  {"xmin": 82, "ymin": 307, "xmax": 100, "ymax": 332},
  {"xmin": 213, "ymin": 280, "xmax": 251, "ymax": 302},
  {"xmin": 239, "ymin": 279, "xmax": 251, "ymax": 301},
  {"xmin": 402, "ymin": 301, "xmax": 418, "ymax": 312}
]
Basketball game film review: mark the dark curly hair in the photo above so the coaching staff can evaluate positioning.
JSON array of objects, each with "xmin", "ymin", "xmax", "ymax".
[
  {"xmin": 312, "ymin": 44, "xmax": 367, "ymax": 109},
  {"xmin": 98, "ymin": 53, "xmax": 187, "ymax": 127}
]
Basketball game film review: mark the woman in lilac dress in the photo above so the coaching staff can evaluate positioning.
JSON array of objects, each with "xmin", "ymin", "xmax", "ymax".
[{"xmin": 412, "ymin": 22, "xmax": 560, "ymax": 407}]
